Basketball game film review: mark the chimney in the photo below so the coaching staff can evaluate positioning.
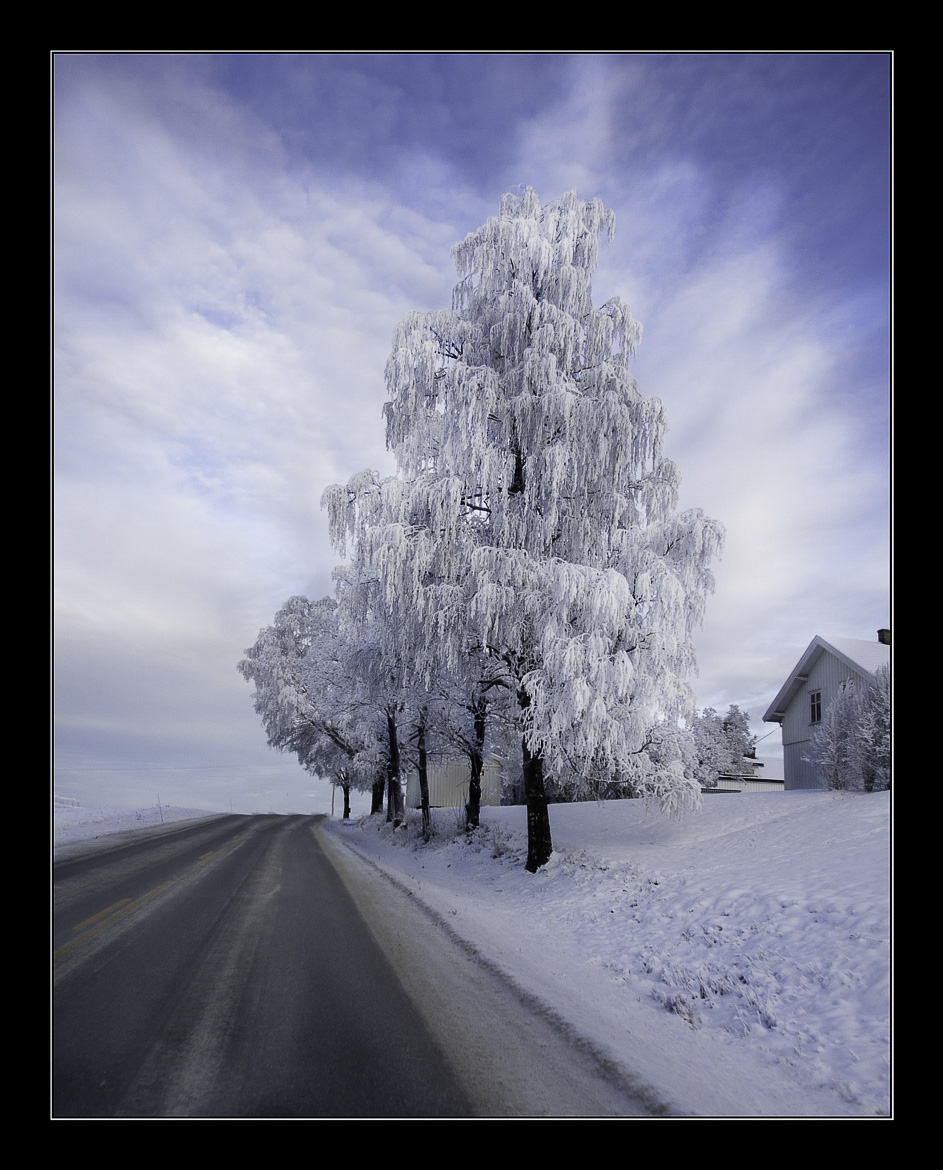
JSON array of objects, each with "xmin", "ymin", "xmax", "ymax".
[{"xmin": 877, "ymin": 629, "xmax": 890, "ymax": 645}]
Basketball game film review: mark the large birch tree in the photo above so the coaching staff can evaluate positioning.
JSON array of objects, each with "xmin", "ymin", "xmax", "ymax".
[{"xmin": 376, "ymin": 188, "xmax": 723, "ymax": 871}]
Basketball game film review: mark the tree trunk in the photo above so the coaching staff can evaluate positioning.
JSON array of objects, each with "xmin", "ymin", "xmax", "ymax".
[
  {"xmin": 416, "ymin": 717, "xmax": 431, "ymax": 841},
  {"xmin": 465, "ymin": 698, "xmax": 486, "ymax": 831},
  {"xmin": 342, "ymin": 782, "xmax": 351, "ymax": 819},
  {"xmin": 517, "ymin": 686, "xmax": 552, "ymax": 870},
  {"xmin": 386, "ymin": 710, "xmax": 404, "ymax": 827},
  {"xmin": 522, "ymin": 736, "xmax": 552, "ymax": 872},
  {"xmin": 371, "ymin": 776, "xmax": 385, "ymax": 815},
  {"xmin": 467, "ymin": 752, "xmax": 483, "ymax": 831}
]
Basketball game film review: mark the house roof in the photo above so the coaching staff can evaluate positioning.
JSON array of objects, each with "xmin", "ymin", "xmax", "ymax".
[{"xmin": 763, "ymin": 635, "xmax": 890, "ymax": 724}]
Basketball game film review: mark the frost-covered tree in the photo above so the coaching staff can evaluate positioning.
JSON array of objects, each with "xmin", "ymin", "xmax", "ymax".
[
  {"xmin": 689, "ymin": 705, "xmax": 757, "ymax": 788},
  {"xmin": 372, "ymin": 188, "xmax": 722, "ymax": 870},
  {"xmin": 809, "ymin": 664, "xmax": 890, "ymax": 792},
  {"xmin": 324, "ymin": 465, "xmax": 517, "ymax": 833},
  {"xmin": 237, "ymin": 595, "xmax": 385, "ymax": 814},
  {"xmin": 858, "ymin": 664, "xmax": 891, "ymax": 793},
  {"xmin": 329, "ymin": 559, "xmax": 427, "ymax": 827},
  {"xmin": 812, "ymin": 685, "xmax": 856, "ymax": 791}
]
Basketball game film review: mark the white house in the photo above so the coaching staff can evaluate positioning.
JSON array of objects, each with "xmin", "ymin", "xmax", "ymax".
[{"xmin": 763, "ymin": 633, "xmax": 890, "ymax": 790}]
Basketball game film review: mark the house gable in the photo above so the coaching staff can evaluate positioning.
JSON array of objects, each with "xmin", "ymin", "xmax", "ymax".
[{"xmin": 763, "ymin": 635, "xmax": 890, "ymax": 790}]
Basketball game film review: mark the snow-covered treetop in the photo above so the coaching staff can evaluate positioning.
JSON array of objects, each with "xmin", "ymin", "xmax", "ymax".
[
  {"xmin": 382, "ymin": 188, "xmax": 686, "ymax": 575},
  {"xmin": 450, "ymin": 188, "xmax": 623, "ymax": 349}
]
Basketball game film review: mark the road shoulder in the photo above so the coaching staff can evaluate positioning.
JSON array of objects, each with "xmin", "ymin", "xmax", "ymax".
[{"xmin": 316, "ymin": 819, "xmax": 662, "ymax": 1118}]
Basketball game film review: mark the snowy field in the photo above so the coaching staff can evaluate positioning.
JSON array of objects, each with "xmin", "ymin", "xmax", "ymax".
[
  {"xmin": 53, "ymin": 803, "xmax": 221, "ymax": 851},
  {"xmin": 54, "ymin": 791, "xmax": 890, "ymax": 1118}
]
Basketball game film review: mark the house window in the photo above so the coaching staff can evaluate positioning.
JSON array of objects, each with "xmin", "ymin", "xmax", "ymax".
[{"xmin": 810, "ymin": 691, "xmax": 822, "ymax": 724}]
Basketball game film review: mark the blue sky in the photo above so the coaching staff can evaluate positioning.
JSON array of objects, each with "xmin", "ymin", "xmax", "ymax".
[{"xmin": 54, "ymin": 53, "xmax": 891, "ymax": 813}]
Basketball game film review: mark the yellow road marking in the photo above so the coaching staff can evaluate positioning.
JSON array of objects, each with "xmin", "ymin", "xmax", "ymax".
[
  {"xmin": 73, "ymin": 899, "xmax": 131, "ymax": 932},
  {"xmin": 56, "ymin": 837, "xmax": 235, "ymax": 963},
  {"xmin": 55, "ymin": 883, "xmax": 172, "ymax": 961}
]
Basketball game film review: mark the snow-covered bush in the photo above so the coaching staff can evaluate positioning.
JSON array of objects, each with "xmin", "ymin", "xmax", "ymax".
[{"xmin": 689, "ymin": 705, "xmax": 757, "ymax": 787}]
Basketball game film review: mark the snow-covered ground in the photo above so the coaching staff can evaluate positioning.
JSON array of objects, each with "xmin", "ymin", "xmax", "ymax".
[
  {"xmin": 54, "ymin": 791, "xmax": 890, "ymax": 1117},
  {"xmin": 53, "ymin": 803, "xmax": 220, "ymax": 851}
]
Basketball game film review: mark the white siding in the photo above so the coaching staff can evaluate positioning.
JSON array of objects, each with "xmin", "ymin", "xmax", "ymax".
[
  {"xmin": 406, "ymin": 757, "xmax": 502, "ymax": 809},
  {"xmin": 710, "ymin": 776, "xmax": 785, "ymax": 793},
  {"xmin": 782, "ymin": 651, "xmax": 871, "ymax": 790}
]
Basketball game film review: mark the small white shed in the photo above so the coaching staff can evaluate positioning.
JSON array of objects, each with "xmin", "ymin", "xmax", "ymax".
[{"xmin": 405, "ymin": 757, "xmax": 503, "ymax": 810}]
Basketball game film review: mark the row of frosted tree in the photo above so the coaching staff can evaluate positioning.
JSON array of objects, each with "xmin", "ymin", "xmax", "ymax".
[{"xmin": 239, "ymin": 189, "xmax": 724, "ymax": 871}]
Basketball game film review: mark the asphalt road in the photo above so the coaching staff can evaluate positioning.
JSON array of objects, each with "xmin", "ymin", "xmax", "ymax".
[{"xmin": 53, "ymin": 814, "xmax": 473, "ymax": 1118}]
